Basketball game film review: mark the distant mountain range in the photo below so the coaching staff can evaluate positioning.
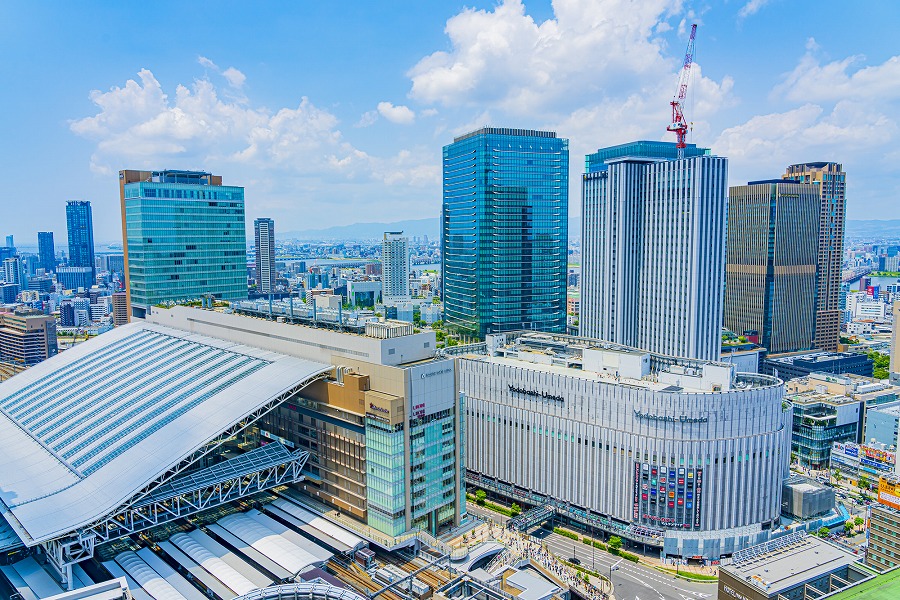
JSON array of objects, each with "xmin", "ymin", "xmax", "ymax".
[
  {"xmin": 278, "ymin": 218, "xmax": 440, "ymax": 241},
  {"xmin": 277, "ymin": 217, "xmax": 900, "ymax": 242},
  {"xmin": 845, "ymin": 220, "xmax": 900, "ymax": 239}
]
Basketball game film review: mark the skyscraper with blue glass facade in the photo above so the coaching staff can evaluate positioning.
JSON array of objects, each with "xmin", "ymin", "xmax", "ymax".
[
  {"xmin": 119, "ymin": 170, "xmax": 247, "ymax": 319},
  {"xmin": 442, "ymin": 127, "xmax": 568, "ymax": 339},
  {"xmin": 65, "ymin": 201, "xmax": 95, "ymax": 278},
  {"xmin": 37, "ymin": 232, "xmax": 56, "ymax": 273}
]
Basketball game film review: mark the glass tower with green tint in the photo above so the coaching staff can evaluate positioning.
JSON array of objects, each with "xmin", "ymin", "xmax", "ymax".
[
  {"xmin": 122, "ymin": 170, "xmax": 247, "ymax": 318},
  {"xmin": 442, "ymin": 128, "xmax": 568, "ymax": 339}
]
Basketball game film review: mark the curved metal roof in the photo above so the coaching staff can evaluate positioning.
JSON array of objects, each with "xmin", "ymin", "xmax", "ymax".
[{"xmin": 0, "ymin": 321, "xmax": 330, "ymax": 545}]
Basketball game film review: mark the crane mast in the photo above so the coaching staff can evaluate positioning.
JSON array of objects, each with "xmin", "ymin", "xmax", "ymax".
[{"xmin": 667, "ymin": 23, "xmax": 697, "ymax": 159}]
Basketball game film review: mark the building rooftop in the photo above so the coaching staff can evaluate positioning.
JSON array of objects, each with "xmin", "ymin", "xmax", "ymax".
[
  {"xmin": 458, "ymin": 331, "xmax": 779, "ymax": 393},
  {"xmin": 824, "ymin": 565, "xmax": 900, "ymax": 600},
  {"xmin": 452, "ymin": 127, "xmax": 558, "ymax": 143},
  {"xmin": 0, "ymin": 321, "xmax": 330, "ymax": 545},
  {"xmin": 767, "ymin": 351, "xmax": 868, "ymax": 364},
  {"xmin": 722, "ymin": 532, "xmax": 861, "ymax": 595}
]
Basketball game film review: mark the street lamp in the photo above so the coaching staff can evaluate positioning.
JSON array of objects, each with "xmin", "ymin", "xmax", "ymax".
[{"xmin": 609, "ymin": 558, "xmax": 622, "ymax": 588}]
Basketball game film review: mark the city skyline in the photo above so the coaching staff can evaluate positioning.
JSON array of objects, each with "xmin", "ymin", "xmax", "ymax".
[{"xmin": 1, "ymin": 1, "xmax": 898, "ymax": 242}]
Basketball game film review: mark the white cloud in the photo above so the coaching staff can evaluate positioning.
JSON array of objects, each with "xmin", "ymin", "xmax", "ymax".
[
  {"xmin": 69, "ymin": 69, "xmax": 437, "ymax": 193},
  {"xmin": 377, "ymin": 101, "xmax": 416, "ymax": 125},
  {"xmin": 775, "ymin": 48, "xmax": 900, "ymax": 104},
  {"xmin": 738, "ymin": 0, "xmax": 771, "ymax": 19},
  {"xmin": 407, "ymin": 0, "xmax": 694, "ymax": 117},
  {"xmin": 222, "ymin": 67, "xmax": 246, "ymax": 89},
  {"xmin": 197, "ymin": 56, "xmax": 218, "ymax": 69},
  {"xmin": 355, "ymin": 110, "xmax": 378, "ymax": 128}
]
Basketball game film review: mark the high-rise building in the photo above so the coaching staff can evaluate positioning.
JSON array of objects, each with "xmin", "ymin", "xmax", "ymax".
[
  {"xmin": 56, "ymin": 266, "xmax": 94, "ymax": 291},
  {"xmin": 442, "ymin": 127, "xmax": 568, "ymax": 338},
  {"xmin": 111, "ymin": 292, "xmax": 128, "ymax": 326},
  {"xmin": 580, "ymin": 141, "xmax": 727, "ymax": 361},
  {"xmin": 2, "ymin": 257, "xmax": 22, "ymax": 287},
  {"xmin": 891, "ymin": 301, "xmax": 900, "ymax": 385},
  {"xmin": 4, "ymin": 235, "xmax": 13, "ymax": 248},
  {"xmin": 65, "ymin": 201, "xmax": 95, "ymax": 278},
  {"xmin": 0, "ymin": 306, "xmax": 57, "ymax": 367},
  {"xmin": 381, "ymin": 231, "xmax": 410, "ymax": 305},
  {"xmin": 254, "ymin": 218, "xmax": 276, "ymax": 294},
  {"xmin": 119, "ymin": 169, "xmax": 248, "ymax": 319},
  {"xmin": 725, "ymin": 180, "xmax": 821, "ymax": 354},
  {"xmin": 782, "ymin": 162, "xmax": 846, "ymax": 351},
  {"xmin": 37, "ymin": 232, "xmax": 56, "ymax": 273}
]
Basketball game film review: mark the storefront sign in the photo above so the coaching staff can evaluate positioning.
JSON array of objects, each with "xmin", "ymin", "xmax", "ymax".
[
  {"xmin": 368, "ymin": 402, "xmax": 390, "ymax": 414},
  {"xmin": 634, "ymin": 409, "xmax": 708, "ymax": 423},
  {"xmin": 508, "ymin": 385, "xmax": 564, "ymax": 403}
]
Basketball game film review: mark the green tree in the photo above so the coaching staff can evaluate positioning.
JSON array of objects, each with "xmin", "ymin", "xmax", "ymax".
[
  {"xmin": 510, "ymin": 503, "xmax": 521, "ymax": 516},
  {"xmin": 854, "ymin": 516, "xmax": 865, "ymax": 529},
  {"xmin": 818, "ymin": 526, "xmax": 831, "ymax": 538},
  {"xmin": 859, "ymin": 475, "xmax": 871, "ymax": 490},
  {"xmin": 475, "ymin": 489, "xmax": 486, "ymax": 506},
  {"xmin": 608, "ymin": 536, "xmax": 623, "ymax": 551},
  {"xmin": 844, "ymin": 521, "xmax": 854, "ymax": 535}
]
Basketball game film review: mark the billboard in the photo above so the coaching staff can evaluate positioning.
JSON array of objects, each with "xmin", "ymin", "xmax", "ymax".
[
  {"xmin": 878, "ymin": 477, "xmax": 900, "ymax": 511},
  {"xmin": 860, "ymin": 445, "xmax": 896, "ymax": 471}
]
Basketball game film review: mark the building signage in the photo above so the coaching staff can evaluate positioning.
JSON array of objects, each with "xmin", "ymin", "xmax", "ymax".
[
  {"xmin": 368, "ymin": 402, "xmax": 390, "ymax": 414},
  {"xmin": 642, "ymin": 513, "xmax": 676, "ymax": 526},
  {"xmin": 421, "ymin": 368, "xmax": 453, "ymax": 379},
  {"xmin": 721, "ymin": 585, "xmax": 751, "ymax": 600},
  {"xmin": 633, "ymin": 462, "xmax": 640, "ymax": 520},
  {"xmin": 412, "ymin": 402, "xmax": 425, "ymax": 419},
  {"xmin": 694, "ymin": 469, "xmax": 703, "ymax": 529},
  {"xmin": 508, "ymin": 385, "xmax": 564, "ymax": 403},
  {"xmin": 878, "ymin": 477, "xmax": 900, "ymax": 511},
  {"xmin": 259, "ymin": 429, "xmax": 295, "ymax": 449},
  {"xmin": 633, "ymin": 409, "xmax": 708, "ymax": 423},
  {"xmin": 862, "ymin": 445, "xmax": 895, "ymax": 466}
]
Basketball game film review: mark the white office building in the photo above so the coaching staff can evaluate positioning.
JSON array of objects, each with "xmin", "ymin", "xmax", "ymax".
[
  {"xmin": 255, "ymin": 218, "xmax": 276, "ymax": 294},
  {"xmin": 580, "ymin": 141, "xmax": 727, "ymax": 361},
  {"xmin": 457, "ymin": 331, "xmax": 790, "ymax": 559},
  {"xmin": 382, "ymin": 232, "xmax": 410, "ymax": 305}
]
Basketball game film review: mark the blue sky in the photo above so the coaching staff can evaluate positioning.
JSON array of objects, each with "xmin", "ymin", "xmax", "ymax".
[{"xmin": 1, "ymin": 0, "xmax": 898, "ymax": 244}]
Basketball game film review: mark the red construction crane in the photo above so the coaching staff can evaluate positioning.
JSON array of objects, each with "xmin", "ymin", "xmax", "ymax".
[{"xmin": 667, "ymin": 23, "xmax": 697, "ymax": 159}]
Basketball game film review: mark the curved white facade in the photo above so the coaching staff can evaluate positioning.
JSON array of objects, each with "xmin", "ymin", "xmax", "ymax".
[{"xmin": 460, "ymin": 333, "xmax": 791, "ymax": 559}]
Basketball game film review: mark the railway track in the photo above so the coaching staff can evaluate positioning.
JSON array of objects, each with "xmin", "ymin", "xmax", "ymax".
[
  {"xmin": 327, "ymin": 559, "xmax": 405, "ymax": 600},
  {"xmin": 377, "ymin": 552, "xmax": 451, "ymax": 589}
]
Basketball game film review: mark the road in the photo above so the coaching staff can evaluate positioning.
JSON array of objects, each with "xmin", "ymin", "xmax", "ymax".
[{"xmin": 465, "ymin": 504, "xmax": 715, "ymax": 600}]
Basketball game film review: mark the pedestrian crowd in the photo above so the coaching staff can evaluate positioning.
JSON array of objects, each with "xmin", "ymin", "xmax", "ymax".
[{"xmin": 465, "ymin": 522, "xmax": 611, "ymax": 600}]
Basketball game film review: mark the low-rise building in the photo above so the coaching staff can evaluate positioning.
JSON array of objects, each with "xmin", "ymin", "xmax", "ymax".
[
  {"xmin": 787, "ymin": 386, "xmax": 862, "ymax": 469},
  {"xmin": 763, "ymin": 351, "xmax": 874, "ymax": 380},
  {"xmin": 830, "ymin": 442, "xmax": 895, "ymax": 487},
  {"xmin": 718, "ymin": 532, "xmax": 870, "ymax": 600}
]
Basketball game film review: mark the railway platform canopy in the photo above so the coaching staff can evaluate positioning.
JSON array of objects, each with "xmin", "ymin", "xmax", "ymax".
[{"xmin": 0, "ymin": 321, "xmax": 331, "ymax": 587}]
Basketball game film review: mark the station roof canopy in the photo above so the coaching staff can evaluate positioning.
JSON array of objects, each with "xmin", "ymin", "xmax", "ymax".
[{"xmin": 0, "ymin": 321, "xmax": 331, "ymax": 547}]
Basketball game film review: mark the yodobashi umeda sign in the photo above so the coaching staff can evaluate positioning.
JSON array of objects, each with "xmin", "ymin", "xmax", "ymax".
[{"xmin": 633, "ymin": 409, "xmax": 708, "ymax": 423}]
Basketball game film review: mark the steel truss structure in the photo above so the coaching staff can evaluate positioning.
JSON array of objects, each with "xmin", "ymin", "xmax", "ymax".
[{"xmin": 38, "ymin": 371, "xmax": 327, "ymax": 588}]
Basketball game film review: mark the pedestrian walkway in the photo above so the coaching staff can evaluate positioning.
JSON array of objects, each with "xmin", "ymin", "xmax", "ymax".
[{"xmin": 451, "ymin": 520, "xmax": 614, "ymax": 600}]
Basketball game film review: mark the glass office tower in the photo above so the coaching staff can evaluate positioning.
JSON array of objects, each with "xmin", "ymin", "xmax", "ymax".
[
  {"xmin": 442, "ymin": 127, "xmax": 568, "ymax": 339},
  {"xmin": 120, "ymin": 170, "xmax": 247, "ymax": 318},
  {"xmin": 65, "ymin": 201, "xmax": 95, "ymax": 278},
  {"xmin": 37, "ymin": 232, "xmax": 56, "ymax": 273}
]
